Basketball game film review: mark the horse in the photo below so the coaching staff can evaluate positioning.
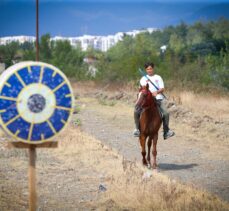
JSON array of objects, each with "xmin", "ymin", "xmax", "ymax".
[{"xmin": 136, "ymin": 84, "xmax": 162, "ymax": 169}]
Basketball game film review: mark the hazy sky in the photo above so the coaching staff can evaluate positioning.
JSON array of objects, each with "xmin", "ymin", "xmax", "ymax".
[
  {"xmin": 2, "ymin": 0, "xmax": 229, "ymax": 2},
  {"xmin": 1, "ymin": 0, "xmax": 229, "ymax": 37}
]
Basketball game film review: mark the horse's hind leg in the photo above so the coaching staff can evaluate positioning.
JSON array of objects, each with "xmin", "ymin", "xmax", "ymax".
[
  {"xmin": 147, "ymin": 138, "xmax": 152, "ymax": 168},
  {"xmin": 140, "ymin": 135, "xmax": 147, "ymax": 166},
  {"xmin": 152, "ymin": 134, "xmax": 158, "ymax": 169}
]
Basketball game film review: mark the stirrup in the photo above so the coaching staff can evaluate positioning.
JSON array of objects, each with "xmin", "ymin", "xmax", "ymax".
[
  {"xmin": 164, "ymin": 130, "xmax": 175, "ymax": 140},
  {"xmin": 133, "ymin": 129, "xmax": 140, "ymax": 137}
]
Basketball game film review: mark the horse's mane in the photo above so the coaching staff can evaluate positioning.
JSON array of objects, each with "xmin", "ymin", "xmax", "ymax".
[{"xmin": 139, "ymin": 83, "xmax": 157, "ymax": 109}]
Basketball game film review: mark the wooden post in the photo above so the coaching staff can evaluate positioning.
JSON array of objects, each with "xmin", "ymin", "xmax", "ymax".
[
  {"xmin": 36, "ymin": 0, "xmax": 39, "ymax": 61},
  {"xmin": 29, "ymin": 145, "xmax": 37, "ymax": 211},
  {"xmin": 7, "ymin": 142, "xmax": 58, "ymax": 210},
  {"xmin": 28, "ymin": 0, "xmax": 39, "ymax": 209}
]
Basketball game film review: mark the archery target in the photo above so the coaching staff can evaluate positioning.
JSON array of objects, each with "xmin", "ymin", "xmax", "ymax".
[{"xmin": 0, "ymin": 61, "xmax": 74, "ymax": 144}]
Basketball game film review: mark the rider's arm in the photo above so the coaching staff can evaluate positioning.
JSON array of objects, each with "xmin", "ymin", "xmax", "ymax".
[
  {"xmin": 152, "ymin": 75, "xmax": 164, "ymax": 96},
  {"xmin": 156, "ymin": 88, "xmax": 164, "ymax": 94},
  {"xmin": 152, "ymin": 88, "xmax": 164, "ymax": 97}
]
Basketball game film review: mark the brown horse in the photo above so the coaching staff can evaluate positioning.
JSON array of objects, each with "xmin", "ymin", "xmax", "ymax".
[{"xmin": 136, "ymin": 84, "xmax": 162, "ymax": 169}]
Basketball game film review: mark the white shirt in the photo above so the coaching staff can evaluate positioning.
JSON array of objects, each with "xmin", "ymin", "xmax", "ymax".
[{"xmin": 140, "ymin": 74, "xmax": 164, "ymax": 100}]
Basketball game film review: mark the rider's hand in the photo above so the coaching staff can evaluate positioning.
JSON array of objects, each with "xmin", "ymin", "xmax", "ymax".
[{"xmin": 152, "ymin": 91, "xmax": 158, "ymax": 97}]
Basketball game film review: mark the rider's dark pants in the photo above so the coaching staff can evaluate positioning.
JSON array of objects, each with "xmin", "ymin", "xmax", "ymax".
[
  {"xmin": 157, "ymin": 99, "xmax": 169, "ymax": 134},
  {"xmin": 134, "ymin": 99, "xmax": 170, "ymax": 134},
  {"xmin": 134, "ymin": 105, "xmax": 142, "ymax": 130}
]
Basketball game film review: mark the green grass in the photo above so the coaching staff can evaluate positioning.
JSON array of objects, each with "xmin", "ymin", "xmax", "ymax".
[{"xmin": 98, "ymin": 98, "xmax": 117, "ymax": 106}]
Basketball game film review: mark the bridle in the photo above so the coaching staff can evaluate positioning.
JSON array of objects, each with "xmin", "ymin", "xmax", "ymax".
[{"xmin": 136, "ymin": 87, "xmax": 154, "ymax": 109}]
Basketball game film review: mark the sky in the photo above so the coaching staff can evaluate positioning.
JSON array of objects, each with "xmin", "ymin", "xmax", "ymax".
[
  {"xmin": 2, "ymin": 0, "xmax": 229, "ymax": 2},
  {"xmin": 0, "ymin": 0, "xmax": 229, "ymax": 37}
]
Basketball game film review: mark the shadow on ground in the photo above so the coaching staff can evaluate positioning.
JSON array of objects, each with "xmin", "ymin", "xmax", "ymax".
[{"xmin": 158, "ymin": 163, "xmax": 198, "ymax": 171}]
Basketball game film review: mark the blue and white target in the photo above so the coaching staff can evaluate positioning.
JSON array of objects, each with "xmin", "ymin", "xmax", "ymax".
[{"xmin": 0, "ymin": 61, "xmax": 74, "ymax": 144}]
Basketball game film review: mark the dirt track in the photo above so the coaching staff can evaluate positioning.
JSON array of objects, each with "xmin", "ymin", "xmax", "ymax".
[
  {"xmin": 75, "ymin": 94, "xmax": 229, "ymax": 202},
  {"xmin": 0, "ymin": 83, "xmax": 229, "ymax": 210}
]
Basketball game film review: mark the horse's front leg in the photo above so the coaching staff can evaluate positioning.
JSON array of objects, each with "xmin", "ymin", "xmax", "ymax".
[
  {"xmin": 147, "ymin": 138, "xmax": 152, "ymax": 168},
  {"xmin": 140, "ymin": 135, "xmax": 147, "ymax": 166},
  {"xmin": 152, "ymin": 134, "xmax": 158, "ymax": 169}
]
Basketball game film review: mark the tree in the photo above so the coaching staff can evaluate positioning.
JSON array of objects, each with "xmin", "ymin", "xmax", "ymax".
[
  {"xmin": 0, "ymin": 42, "xmax": 20, "ymax": 67},
  {"xmin": 51, "ymin": 40, "xmax": 86, "ymax": 78},
  {"xmin": 39, "ymin": 34, "xmax": 52, "ymax": 62},
  {"xmin": 212, "ymin": 17, "xmax": 229, "ymax": 40},
  {"xmin": 169, "ymin": 33, "xmax": 185, "ymax": 53}
]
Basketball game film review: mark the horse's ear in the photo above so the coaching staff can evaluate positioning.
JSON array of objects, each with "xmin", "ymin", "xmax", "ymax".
[{"xmin": 146, "ymin": 83, "xmax": 149, "ymax": 90}]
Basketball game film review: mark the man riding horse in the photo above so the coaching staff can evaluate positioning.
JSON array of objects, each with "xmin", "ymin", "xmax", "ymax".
[{"xmin": 133, "ymin": 62, "xmax": 175, "ymax": 140}]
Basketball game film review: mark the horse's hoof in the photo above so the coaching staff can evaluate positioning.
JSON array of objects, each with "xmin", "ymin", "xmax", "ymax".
[
  {"xmin": 152, "ymin": 164, "xmax": 158, "ymax": 169},
  {"xmin": 142, "ymin": 160, "xmax": 147, "ymax": 166},
  {"xmin": 152, "ymin": 168, "xmax": 158, "ymax": 173},
  {"xmin": 147, "ymin": 163, "xmax": 152, "ymax": 169}
]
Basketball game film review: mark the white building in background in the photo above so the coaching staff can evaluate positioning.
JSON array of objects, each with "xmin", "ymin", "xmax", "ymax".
[
  {"xmin": 0, "ymin": 28, "xmax": 158, "ymax": 51},
  {"xmin": 0, "ymin": 36, "xmax": 35, "ymax": 45},
  {"xmin": 80, "ymin": 35, "xmax": 95, "ymax": 51},
  {"xmin": 93, "ymin": 36, "xmax": 102, "ymax": 50},
  {"xmin": 51, "ymin": 36, "xmax": 68, "ymax": 42}
]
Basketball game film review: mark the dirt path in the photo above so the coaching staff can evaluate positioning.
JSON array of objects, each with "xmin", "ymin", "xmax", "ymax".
[
  {"xmin": 0, "ymin": 94, "xmax": 229, "ymax": 210},
  {"xmin": 76, "ymin": 97, "xmax": 229, "ymax": 202}
]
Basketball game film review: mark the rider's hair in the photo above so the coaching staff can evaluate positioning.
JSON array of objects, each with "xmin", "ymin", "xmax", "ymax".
[{"xmin": 144, "ymin": 62, "xmax": 154, "ymax": 69}]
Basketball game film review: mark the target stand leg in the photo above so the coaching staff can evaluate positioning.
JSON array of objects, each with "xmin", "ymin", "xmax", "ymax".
[
  {"xmin": 7, "ymin": 142, "xmax": 58, "ymax": 210},
  {"xmin": 29, "ymin": 145, "xmax": 37, "ymax": 211}
]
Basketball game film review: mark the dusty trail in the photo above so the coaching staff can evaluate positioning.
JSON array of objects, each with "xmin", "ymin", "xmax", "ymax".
[{"xmin": 76, "ymin": 97, "xmax": 229, "ymax": 202}]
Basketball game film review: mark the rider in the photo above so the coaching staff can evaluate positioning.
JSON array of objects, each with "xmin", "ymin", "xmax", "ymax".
[{"xmin": 133, "ymin": 62, "xmax": 175, "ymax": 140}]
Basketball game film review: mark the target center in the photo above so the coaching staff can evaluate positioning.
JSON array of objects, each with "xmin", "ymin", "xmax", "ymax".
[{"xmin": 27, "ymin": 94, "xmax": 46, "ymax": 113}]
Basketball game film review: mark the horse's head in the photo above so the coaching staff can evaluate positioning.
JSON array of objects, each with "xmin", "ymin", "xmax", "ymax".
[{"xmin": 136, "ymin": 83, "xmax": 156, "ymax": 108}]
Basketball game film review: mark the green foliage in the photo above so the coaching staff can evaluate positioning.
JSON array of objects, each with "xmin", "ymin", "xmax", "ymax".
[
  {"xmin": 0, "ymin": 19, "xmax": 228, "ymax": 90},
  {"xmin": 0, "ymin": 42, "xmax": 20, "ymax": 67},
  {"xmin": 72, "ymin": 118, "xmax": 82, "ymax": 126},
  {"xmin": 205, "ymin": 43, "xmax": 229, "ymax": 89},
  {"xmin": 169, "ymin": 33, "xmax": 186, "ymax": 52},
  {"xmin": 21, "ymin": 42, "xmax": 36, "ymax": 61},
  {"xmin": 40, "ymin": 34, "xmax": 52, "ymax": 62},
  {"xmin": 212, "ymin": 17, "xmax": 229, "ymax": 39},
  {"xmin": 95, "ymin": 18, "xmax": 229, "ymax": 90},
  {"xmin": 98, "ymin": 98, "xmax": 116, "ymax": 106},
  {"xmin": 0, "ymin": 33, "xmax": 88, "ymax": 79},
  {"xmin": 96, "ymin": 34, "xmax": 160, "ymax": 82}
]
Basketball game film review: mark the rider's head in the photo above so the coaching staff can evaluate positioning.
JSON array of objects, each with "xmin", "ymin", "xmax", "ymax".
[{"xmin": 144, "ymin": 62, "xmax": 154, "ymax": 76}]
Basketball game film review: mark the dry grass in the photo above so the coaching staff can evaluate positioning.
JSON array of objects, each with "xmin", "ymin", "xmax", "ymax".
[
  {"xmin": 169, "ymin": 91, "xmax": 229, "ymax": 122},
  {"xmin": 0, "ymin": 124, "xmax": 229, "ymax": 210},
  {"xmin": 57, "ymin": 126, "xmax": 229, "ymax": 211},
  {"xmin": 72, "ymin": 81, "xmax": 229, "ymax": 123},
  {"xmin": 101, "ymin": 174, "xmax": 229, "ymax": 211}
]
